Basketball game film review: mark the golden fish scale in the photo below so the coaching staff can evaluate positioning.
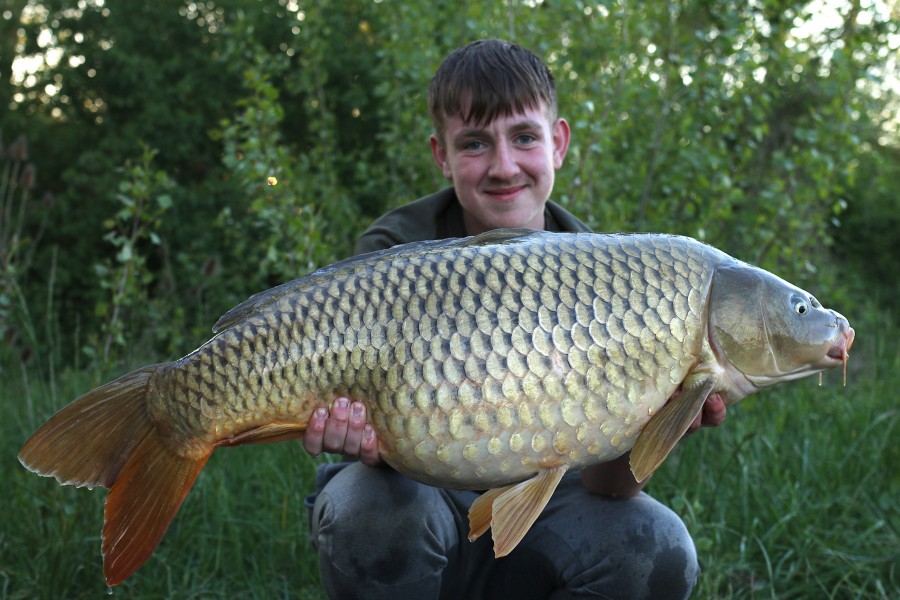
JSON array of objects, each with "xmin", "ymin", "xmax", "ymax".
[{"xmin": 150, "ymin": 233, "xmax": 722, "ymax": 488}]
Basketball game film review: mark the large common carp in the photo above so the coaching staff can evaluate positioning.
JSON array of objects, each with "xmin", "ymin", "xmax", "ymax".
[{"xmin": 19, "ymin": 230, "xmax": 854, "ymax": 586}]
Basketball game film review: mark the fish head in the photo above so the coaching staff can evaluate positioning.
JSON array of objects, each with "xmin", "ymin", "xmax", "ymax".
[{"xmin": 708, "ymin": 263, "xmax": 855, "ymax": 395}]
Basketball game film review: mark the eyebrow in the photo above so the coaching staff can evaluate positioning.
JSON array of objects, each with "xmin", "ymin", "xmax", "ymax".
[
  {"xmin": 451, "ymin": 118, "xmax": 545, "ymax": 145},
  {"xmin": 507, "ymin": 118, "xmax": 545, "ymax": 133}
]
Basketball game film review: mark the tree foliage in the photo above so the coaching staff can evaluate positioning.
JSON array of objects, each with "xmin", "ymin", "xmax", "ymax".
[{"xmin": 1, "ymin": 0, "xmax": 897, "ymax": 364}]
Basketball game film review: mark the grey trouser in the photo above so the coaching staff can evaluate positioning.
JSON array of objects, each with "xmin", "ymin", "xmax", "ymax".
[{"xmin": 307, "ymin": 462, "xmax": 698, "ymax": 600}]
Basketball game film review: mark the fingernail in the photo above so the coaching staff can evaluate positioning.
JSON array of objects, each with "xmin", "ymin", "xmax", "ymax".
[
  {"xmin": 351, "ymin": 402, "xmax": 365, "ymax": 419},
  {"xmin": 334, "ymin": 397, "xmax": 349, "ymax": 410},
  {"xmin": 363, "ymin": 424, "xmax": 375, "ymax": 444}
]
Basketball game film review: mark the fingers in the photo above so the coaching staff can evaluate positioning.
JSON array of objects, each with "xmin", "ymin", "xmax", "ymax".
[
  {"xmin": 358, "ymin": 424, "xmax": 382, "ymax": 466},
  {"xmin": 334, "ymin": 400, "xmax": 367, "ymax": 456},
  {"xmin": 684, "ymin": 393, "xmax": 728, "ymax": 437},
  {"xmin": 322, "ymin": 397, "xmax": 352, "ymax": 452},
  {"xmin": 302, "ymin": 398, "xmax": 382, "ymax": 464},
  {"xmin": 701, "ymin": 393, "xmax": 727, "ymax": 427},
  {"xmin": 302, "ymin": 407, "xmax": 328, "ymax": 456}
]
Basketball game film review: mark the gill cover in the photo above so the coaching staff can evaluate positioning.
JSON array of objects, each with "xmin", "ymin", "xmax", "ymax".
[{"xmin": 708, "ymin": 263, "xmax": 845, "ymax": 387}]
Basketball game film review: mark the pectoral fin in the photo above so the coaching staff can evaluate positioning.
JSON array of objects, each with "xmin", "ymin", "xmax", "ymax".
[
  {"xmin": 630, "ymin": 376, "xmax": 717, "ymax": 483},
  {"xmin": 467, "ymin": 465, "xmax": 568, "ymax": 557}
]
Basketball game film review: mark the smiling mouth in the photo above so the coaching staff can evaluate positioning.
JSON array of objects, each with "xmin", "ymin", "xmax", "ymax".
[{"xmin": 485, "ymin": 186, "xmax": 526, "ymax": 199}]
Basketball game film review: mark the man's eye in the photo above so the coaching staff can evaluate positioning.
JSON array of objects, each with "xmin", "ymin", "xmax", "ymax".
[
  {"xmin": 515, "ymin": 134, "xmax": 537, "ymax": 145},
  {"xmin": 463, "ymin": 140, "xmax": 484, "ymax": 151}
]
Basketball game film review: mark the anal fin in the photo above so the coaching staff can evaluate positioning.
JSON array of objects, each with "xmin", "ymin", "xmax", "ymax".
[
  {"xmin": 215, "ymin": 422, "xmax": 307, "ymax": 447},
  {"xmin": 630, "ymin": 375, "xmax": 716, "ymax": 483},
  {"xmin": 468, "ymin": 465, "xmax": 568, "ymax": 558}
]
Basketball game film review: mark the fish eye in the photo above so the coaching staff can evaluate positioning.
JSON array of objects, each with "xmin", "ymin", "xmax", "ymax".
[{"xmin": 792, "ymin": 296, "xmax": 810, "ymax": 315}]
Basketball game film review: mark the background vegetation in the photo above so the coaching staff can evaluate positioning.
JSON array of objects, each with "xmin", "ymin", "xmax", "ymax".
[{"xmin": 1, "ymin": 0, "xmax": 897, "ymax": 598}]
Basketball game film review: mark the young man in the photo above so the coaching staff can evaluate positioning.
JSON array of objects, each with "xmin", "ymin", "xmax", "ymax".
[{"xmin": 303, "ymin": 39, "xmax": 726, "ymax": 599}]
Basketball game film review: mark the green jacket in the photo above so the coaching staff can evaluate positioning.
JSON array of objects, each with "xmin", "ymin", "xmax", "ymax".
[{"xmin": 355, "ymin": 188, "xmax": 591, "ymax": 256}]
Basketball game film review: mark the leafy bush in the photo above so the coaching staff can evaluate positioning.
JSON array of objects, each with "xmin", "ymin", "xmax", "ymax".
[{"xmin": 1, "ymin": 0, "xmax": 896, "ymax": 364}]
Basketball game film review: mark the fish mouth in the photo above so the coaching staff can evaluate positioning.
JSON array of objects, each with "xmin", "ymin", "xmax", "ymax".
[
  {"xmin": 824, "ymin": 325, "xmax": 855, "ymax": 385},
  {"xmin": 825, "ymin": 325, "xmax": 855, "ymax": 362}
]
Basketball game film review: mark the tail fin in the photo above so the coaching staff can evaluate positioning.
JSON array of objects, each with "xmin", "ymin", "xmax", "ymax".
[{"xmin": 18, "ymin": 365, "xmax": 212, "ymax": 586}]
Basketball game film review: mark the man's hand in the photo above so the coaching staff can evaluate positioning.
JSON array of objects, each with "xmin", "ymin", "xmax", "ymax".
[
  {"xmin": 685, "ymin": 393, "xmax": 727, "ymax": 435},
  {"xmin": 302, "ymin": 397, "xmax": 382, "ymax": 466}
]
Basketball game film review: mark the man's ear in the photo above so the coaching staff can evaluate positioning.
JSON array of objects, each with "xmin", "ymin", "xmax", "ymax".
[
  {"xmin": 430, "ymin": 134, "xmax": 452, "ymax": 179},
  {"xmin": 552, "ymin": 118, "xmax": 571, "ymax": 169}
]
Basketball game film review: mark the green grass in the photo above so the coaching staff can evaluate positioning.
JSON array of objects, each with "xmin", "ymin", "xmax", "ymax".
[{"xmin": 1, "ymin": 321, "xmax": 897, "ymax": 599}]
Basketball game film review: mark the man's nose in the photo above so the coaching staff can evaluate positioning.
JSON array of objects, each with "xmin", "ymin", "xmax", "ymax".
[{"xmin": 488, "ymin": 142, "xmax": 519, "ymax": 179}]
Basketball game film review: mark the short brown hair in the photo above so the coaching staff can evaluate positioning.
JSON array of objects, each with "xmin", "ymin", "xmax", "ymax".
[{"xmin": 428, "ymin": 39, "xmax": 558, "ymax": 143}]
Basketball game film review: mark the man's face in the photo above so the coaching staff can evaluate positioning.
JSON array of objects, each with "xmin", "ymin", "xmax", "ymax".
[{"xmin": 430, "ymin": 104, "xmax": 570, "ymax": 235}]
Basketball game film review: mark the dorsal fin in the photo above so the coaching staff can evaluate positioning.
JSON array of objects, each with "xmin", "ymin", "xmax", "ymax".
[{"xmin": 464, "ymin": 228, "xmax": 544, "ymax": 246}]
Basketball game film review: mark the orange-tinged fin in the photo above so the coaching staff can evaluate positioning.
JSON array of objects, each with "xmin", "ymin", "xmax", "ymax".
[
  {"xmin": 103, "ymin": 428, "xmax": 210, "ymax": 586},
  {"xmin": 630, "ymin": 375, "xmax": 716, "ymax": 483},
  {"xmin": 469, "ymin": 465, "xmax": 568, "ymax": 558},
  {"xmin": 18, "ymin": 364, "xmax": 212, "ymax": 586},
  {"xmin": 18, "ymin": 366, "xmax": 161, "ymax": 489},
  {"xmin": 468, "ymin": 485, "xmax": 514, "ymax": 542},
  {"xmin": 216, "ymin": 422, "xmax": 307, "ymax": 447}
]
